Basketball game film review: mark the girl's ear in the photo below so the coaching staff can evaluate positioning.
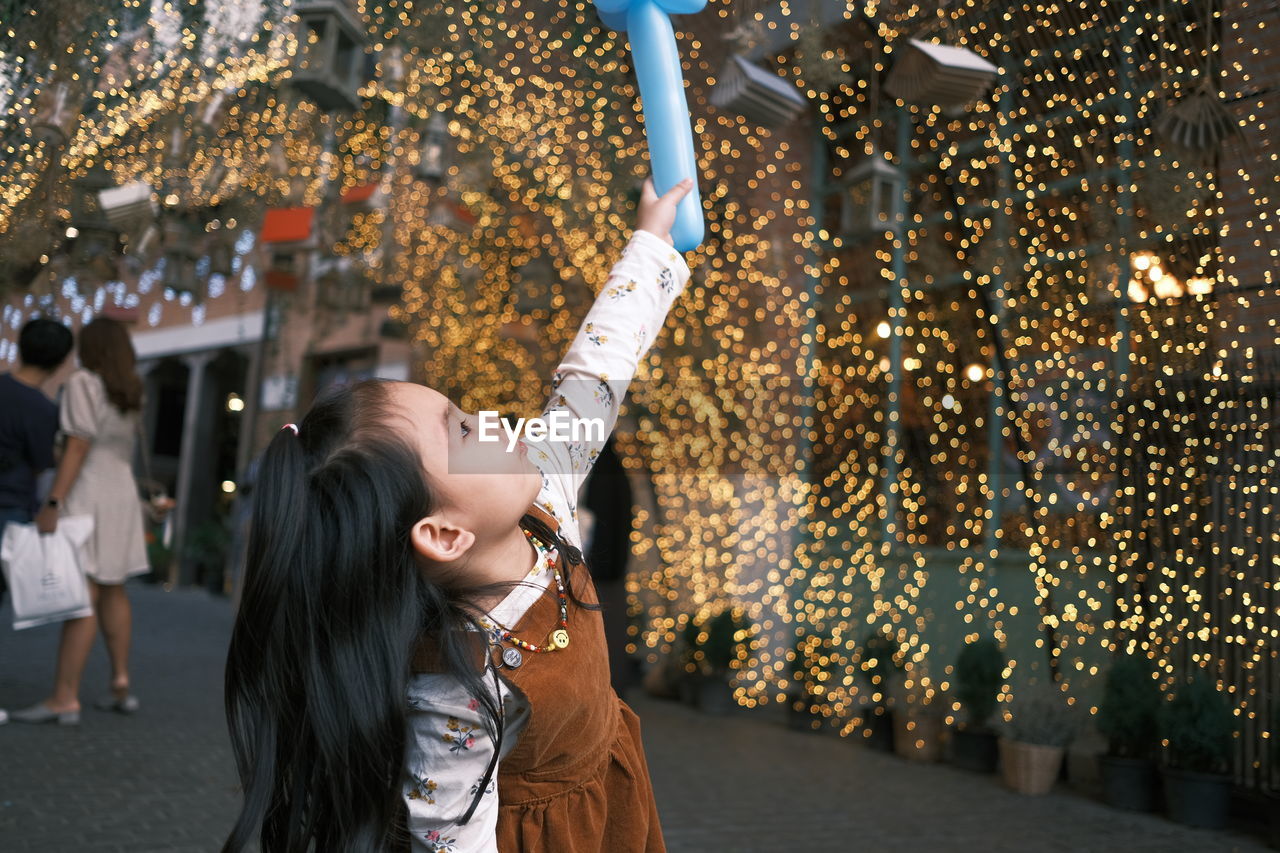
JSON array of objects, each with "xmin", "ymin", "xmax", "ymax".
[{"xmin": 411, "ymin": 515, "xmax": 475, "ymax": 564}]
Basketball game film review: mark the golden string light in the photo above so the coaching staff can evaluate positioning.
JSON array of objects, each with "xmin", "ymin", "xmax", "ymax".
[{"xmin": 0, "ymin": 0, "xmax": 1274, "ymax": 787}]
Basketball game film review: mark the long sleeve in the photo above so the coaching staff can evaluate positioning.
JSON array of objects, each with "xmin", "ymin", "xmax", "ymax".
[
  {"xmin": 403, "ymin": 672, "xmax": 530, "ymax": 853},
  {"xmin": 528, "ymin": 229, "xmax": 691, "ymax": 514}
]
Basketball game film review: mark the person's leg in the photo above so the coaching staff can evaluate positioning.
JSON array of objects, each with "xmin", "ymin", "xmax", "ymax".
[
  {"xmin": 95, "ymin": 582, "xmax": 133, "ymax": 697},
  {"xmin": 47, "ymin": 581, "xmax": 101, "ymax": 712}
]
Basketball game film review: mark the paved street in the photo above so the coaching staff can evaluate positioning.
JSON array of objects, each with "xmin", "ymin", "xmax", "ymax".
[{"xmin": 0, "ymin": 583, "xmax": 1270, "ymax": 852}]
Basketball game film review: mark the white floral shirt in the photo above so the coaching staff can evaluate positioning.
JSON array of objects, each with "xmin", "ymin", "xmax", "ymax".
[{"xmin": 403, "ymin": 229, "xmax": 692, "ymax": 853}]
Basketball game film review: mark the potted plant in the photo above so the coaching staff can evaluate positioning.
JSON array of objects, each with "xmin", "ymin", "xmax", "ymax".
[
  {"xmin": 855, "ymin": 629, "xmax": 903, "ymax": 752},
  {"xmin": 184, "ymin": 516, "xmax": 231, "ymax": 594},
  {"xmin": 1096, "ymin": 652, "xmax": 1162, "ymax": 811},
  {"xmin": 999, "ymin": 686, "xmax": 1081, "ymax": 796},
  {"xmin": 950, "ymin": 637, "xmax": 1005, "ymax": 772},
  {"xmin": 1159, "ymin": 670, "xmax": 1236, "ymax": 829},
  {"xmin": 144, "ymin": 527, "xmax": 173, "ymax": 584},
  {"xmin": 892, "ymin": 678, "xmax": 946, "ymax": 762},
  {"xmin": 695, "ymin": 609, "xmax": 750, "ymax": 716}
]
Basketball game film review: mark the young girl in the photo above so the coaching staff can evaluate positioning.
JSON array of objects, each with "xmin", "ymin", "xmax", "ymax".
[{"xmin": 224, "ymin": 177, "xmax": 694, "ymax": 852}]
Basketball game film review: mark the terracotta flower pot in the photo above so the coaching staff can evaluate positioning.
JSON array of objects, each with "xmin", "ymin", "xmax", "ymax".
[{"xmin": 999, "ymin": 737, "xmax": 1065, "ymax": 796}]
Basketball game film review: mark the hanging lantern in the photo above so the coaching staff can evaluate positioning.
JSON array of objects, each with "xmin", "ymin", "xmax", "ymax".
[
  {"xmin": 161, "ymin": 112, "xmax": 189, "ymax": 174},
  {"xmin": 1157, "ymin": 81, "xmax": 1239, "ymax": 152},
  {"xmin": 99, "ymin": 181, "xmax": 157, "ymax": 266},
  {"xmin": 884, "ymin": 39, "xmax": 998, "ymax": 109},
  {"xmin": 839, "ymin": 149, "xmax": 905, "ymax": 239},
  {"xmin": 414, "ymin": 112, "xmax": 452, "ymax": 183},
  {"xmin": 315, "ymin": 254, "xmax": 370, "ymax": 312},
  {"xmin": 709, "ymin": 54, "xmax": 807, "ymax": 129},
  {"xmin": 161, "ymin": 250, "xmax": 198, "ymax": 295},
  {"xmin": 32, "ymin": 80, "xmax": 77, "ymax": 146},
  {"xmin": 340, "ymin": 180, "xmax": 387, "ymax": 215},
  {"xmin": 261, "ymin": 206, "xmax": 316, "ymax": 292},
  {"xmin": 207, "ymin": 224, "xmax": 235, "ymax": 277},
  {"xmin": 290, "ymin": 1, "xmax": 369, "ymax": 113},
  {"xmin": 125, "ymin": 222, "xmax": 161, "ymax": 264},
  {"xmin": 267, "ymin": 138, "xmax": 290, "ymax": 177},
  {"xmin": 198, "ymin": 88, "xmax": 233, "ymax": 133},
  {"xmin": 69, "ymin": 164, "xmax": 121, "ymax": 279},
  {"xmin": 98, "ymin": 181, "xmax": 156, "ymax": 231},
  {"xmin": 161, "ymin": 212, "xmax": 199, "ymax": 295},
  {"xmin": 202, "ymin": 161, "xmax": 230, "ymax": 200}
]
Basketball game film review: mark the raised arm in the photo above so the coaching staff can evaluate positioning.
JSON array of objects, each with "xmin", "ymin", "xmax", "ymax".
[{"xmin": 528, "ymin": 179, "xmax": 694, "ymax": 508}]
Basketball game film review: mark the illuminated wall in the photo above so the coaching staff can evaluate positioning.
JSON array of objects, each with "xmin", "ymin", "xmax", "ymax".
[
  {"xmin": 777, "ymin": 0, "xmax": 1277, "ymax": 789},
  {"xmin": 0, "ymin": 0, "xmax": 1275, "ymax": 788}
]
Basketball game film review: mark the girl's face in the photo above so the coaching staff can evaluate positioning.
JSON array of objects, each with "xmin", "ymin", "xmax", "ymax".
[{"xmin": 389, "ymin": 382, "xmax": 542, "ymax": 545}]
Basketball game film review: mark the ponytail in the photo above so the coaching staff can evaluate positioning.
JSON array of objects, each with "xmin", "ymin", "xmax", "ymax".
[{"xmin": 223, "ymin": 381, "xmax": 520, "ymax": 853}]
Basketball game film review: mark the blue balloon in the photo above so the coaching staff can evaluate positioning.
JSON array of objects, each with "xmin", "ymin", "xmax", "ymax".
[{"xmin": 594, "ymin": 0, "xmax": 706, "ymax": 252}]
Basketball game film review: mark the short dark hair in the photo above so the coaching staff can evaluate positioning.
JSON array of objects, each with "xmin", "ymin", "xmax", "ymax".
[{"xmin": 18, "ymin": 318, "xmax": 73, "ymax": 370}]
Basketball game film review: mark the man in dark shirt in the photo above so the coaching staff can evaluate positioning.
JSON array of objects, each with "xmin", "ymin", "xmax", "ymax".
[{"xmin": 0, "ymin": 317, "xmax": 75, "ymax": 606}]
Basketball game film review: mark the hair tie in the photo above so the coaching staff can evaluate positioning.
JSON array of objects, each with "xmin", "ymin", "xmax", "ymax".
[{"xmin": 282, "ymin": 423, "xmax": 299, "ymax": 436}]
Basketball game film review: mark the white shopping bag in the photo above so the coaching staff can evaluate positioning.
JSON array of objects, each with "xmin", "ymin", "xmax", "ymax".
[{"xmin": 1, "ymin": 515, "xmax": 95, "ymax": 630}]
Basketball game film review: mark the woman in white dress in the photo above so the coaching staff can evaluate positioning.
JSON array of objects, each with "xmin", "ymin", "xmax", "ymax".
[{"xmin": 13, "ymin": 318, "xmax": 150, "ymax": 725}]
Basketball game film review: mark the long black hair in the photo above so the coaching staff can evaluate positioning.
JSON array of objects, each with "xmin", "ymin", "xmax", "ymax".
[{"xmin": 223, "ymin": 379, "xmax": 597, "ymax": 853}]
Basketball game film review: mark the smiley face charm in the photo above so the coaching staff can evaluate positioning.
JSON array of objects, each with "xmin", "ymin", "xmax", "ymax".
[{"xmin": 550, "ymin": 629, "xmax": 570, "ymax": 650}]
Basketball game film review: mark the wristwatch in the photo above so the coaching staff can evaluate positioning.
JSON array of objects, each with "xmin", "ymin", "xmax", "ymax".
[{"xmin": 45, "ymin": 497, "xmax": 61, "ymax": 509}]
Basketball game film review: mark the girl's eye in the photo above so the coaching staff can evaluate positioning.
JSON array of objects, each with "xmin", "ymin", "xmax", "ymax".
[{"xmin": 460, "ymin": 418, "xmax": 471, "ymax": 438}]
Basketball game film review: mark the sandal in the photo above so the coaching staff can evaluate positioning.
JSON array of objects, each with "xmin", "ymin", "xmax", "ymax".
[
  {"xmin": 94, "ymin": 693, "xmax": 141, "ymax": 714},
  {"xmin": 11, "ymin": 702, "xmax": 80, "ymax": 725}
]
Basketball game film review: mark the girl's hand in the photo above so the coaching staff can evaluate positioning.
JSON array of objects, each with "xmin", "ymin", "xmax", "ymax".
[{"xmin": 636, "ymin": 177, "xmax": 695, "ymax": 246}]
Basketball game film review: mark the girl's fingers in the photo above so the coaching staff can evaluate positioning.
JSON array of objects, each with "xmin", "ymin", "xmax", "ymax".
[
  {"xmin": 665, "ymin": 176, "xmax": 696, "ymax": 199},
  {"xmin": 659, "ymin": 177, "xmax": 695, "ymax": 205},
  {"xmin": 640, "ymin": 176, "xmax": 694, "ymax": 207}
]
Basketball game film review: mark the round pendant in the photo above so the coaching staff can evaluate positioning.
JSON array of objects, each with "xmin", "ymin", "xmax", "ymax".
[
  {"xmin": 501, "ymin": 647, "xmax": 524, "ymax": 668},
  {"xmin": 550, "ymin": 628, "xmax": 570, "ymax": 649}
]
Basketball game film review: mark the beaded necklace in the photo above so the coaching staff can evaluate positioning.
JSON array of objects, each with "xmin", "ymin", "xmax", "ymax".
[{"xmin": 480, "ymin": 527, "xmax": 570, "ymax": 656}]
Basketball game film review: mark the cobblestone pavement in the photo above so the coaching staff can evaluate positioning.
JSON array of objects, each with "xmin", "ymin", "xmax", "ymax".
[{"xmin": 0, "ymin": 584, "xmax": 1270, "ymax": 852}]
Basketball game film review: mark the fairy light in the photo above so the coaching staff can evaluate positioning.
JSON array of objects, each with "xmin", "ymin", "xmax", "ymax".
[
  {"xmin": 767, "ymin": 0, "xmax": 1277, "ymax": 786},
  {"xmin": 0, "ymin": 0, "xmax": 1274, "ymax": 785}
]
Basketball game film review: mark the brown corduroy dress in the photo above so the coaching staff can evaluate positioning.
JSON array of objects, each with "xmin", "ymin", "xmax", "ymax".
[{"xmin": 412, "ymin": 502, "xmax": 666, "ymax": 853}]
